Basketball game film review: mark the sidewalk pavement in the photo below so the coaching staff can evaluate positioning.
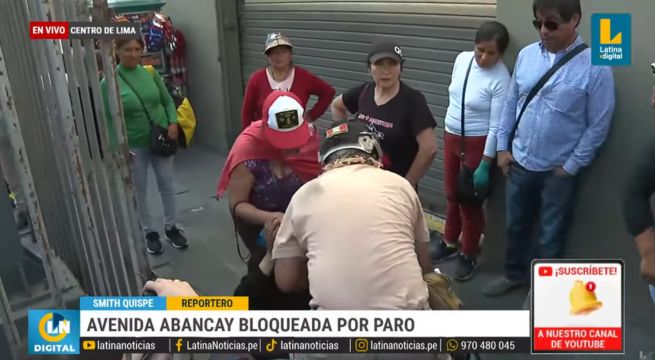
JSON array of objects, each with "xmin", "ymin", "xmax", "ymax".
[{"xmin": 146, "ymin": 146, "xmax": 654, "ymax": 360}]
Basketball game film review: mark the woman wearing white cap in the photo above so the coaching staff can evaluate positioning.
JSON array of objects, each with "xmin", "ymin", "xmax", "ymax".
[
  {"xmin": 331, "ymin": 38, "xmax": 437, "ymax": 189},
  {"xmin": 217, "ymin": 91, "xmax": 322, "ymax": 271},
  {"xmin": 241, "ymin": 33, "xmax": 335, "ymax": 130}
]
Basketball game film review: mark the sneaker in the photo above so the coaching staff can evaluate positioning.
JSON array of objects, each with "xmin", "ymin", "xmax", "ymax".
[
  {"xmin": 453, "ymin": 254, "xmax": 478, "ymax": 281},
  {"xmin": 482, "ymin": 276, "xmax": 528, "ymax": 297},
  {"xmin": 431, "ymin": 239, "xmax": 459, "ymax": 262},
  {"xmin": 165, "ymin": 226, "xmax": 188, "ymax": 249},
  {"xmin": 145, "ymin": 232, "xmax": 163, "ymax": 254}
]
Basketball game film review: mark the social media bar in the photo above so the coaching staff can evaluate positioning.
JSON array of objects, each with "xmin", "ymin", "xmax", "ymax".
[{"xmin": 79, "ymin": 337, "xmax": 529, "ymax": 354}]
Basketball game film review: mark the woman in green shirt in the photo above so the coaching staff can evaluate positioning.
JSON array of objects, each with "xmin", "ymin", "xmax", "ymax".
[{"xmin": 101, "ymin": 38, "xmax": 187, "ymax": 254}]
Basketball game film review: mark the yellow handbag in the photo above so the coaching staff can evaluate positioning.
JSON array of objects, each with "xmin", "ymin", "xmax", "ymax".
[
  {"xmin": 143, "ymin": 65, "xmax": 196, "ymax": 147},
  {"xmin": 175, "ymin": 97, "xmax": 196, "ymax": 147}
]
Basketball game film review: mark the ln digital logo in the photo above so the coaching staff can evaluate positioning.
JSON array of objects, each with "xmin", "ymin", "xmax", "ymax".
[
  {"xmin": 591, "ymin": 13, "xmax": 631, "ymax": 66},
  {"xmin": 28, "ymin": 310, "xmax": 80, "ymax": 354}
]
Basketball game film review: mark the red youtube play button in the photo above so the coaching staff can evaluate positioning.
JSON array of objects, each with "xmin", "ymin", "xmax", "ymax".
[{"xmin": 539, "ymin": 266, "xmax": 553, "ymax": 276}]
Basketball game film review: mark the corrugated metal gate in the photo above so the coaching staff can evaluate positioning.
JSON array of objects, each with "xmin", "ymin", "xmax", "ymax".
[{"xmin": 238, "ymin": 0, "xmax": 496, "ymax": 215}]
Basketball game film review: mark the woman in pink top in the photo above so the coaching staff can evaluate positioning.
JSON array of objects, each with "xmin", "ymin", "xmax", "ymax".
[{"xmin": 240, "ymin": 33, "xmax": 335, "ymax": 130}]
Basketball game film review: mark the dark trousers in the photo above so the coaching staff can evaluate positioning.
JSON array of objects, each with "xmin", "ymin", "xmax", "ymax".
[{"xmin": 504, "ymin": 163, "xmax": 578, "ymax": 282}]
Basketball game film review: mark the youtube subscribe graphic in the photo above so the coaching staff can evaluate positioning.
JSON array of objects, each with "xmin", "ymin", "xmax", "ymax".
[{"xmin": 531, "ymin": 260, "xmax": 624, "ymax": 354}]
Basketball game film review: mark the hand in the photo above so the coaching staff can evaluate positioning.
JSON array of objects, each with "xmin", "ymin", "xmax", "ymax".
[
  {"xmin": 263, "ymin": 216, "xmax": 282, "ymax": 253},
  {"xmin": 143, "ymin": 278, "xmax": 198, "ymax": 297},
  {"xmin": 497, "ymin": 151, "xmax": 514, "ymax": 176},
  {"xmin": 167, "ymin": 124, "xmax": 179, "ymax": 140},
  {"xmin": 641, "ymin": 252, "xmax": 655, "ymax": 285},
  {"xmin": 271, "ymin": 212, "xmax": 284, "ymax": 222},
  {"xmin": 553, "ymin": 166, "xmax": 571, "ymax": 178},
  {"xmin": 473, "ymin": 158, "xmax": 491, "ymax": 191}
]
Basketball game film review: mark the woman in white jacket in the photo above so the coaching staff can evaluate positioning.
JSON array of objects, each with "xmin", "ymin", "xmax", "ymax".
[{"xmin": 433, "ymin": 21, "xmax": 511, "ymax": 281}]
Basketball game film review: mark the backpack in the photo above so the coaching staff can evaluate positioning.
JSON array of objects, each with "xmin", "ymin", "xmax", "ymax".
[{"xmin": 424, "ymin": 271, "xmax": 463, "ymax": 310}]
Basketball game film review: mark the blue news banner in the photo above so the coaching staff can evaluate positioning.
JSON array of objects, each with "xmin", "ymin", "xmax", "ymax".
[{"xmin": 30, "ymin": 296, "xmax": 530, "ymax": 355}]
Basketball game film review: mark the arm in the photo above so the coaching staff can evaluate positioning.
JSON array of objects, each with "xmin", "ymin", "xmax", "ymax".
[
  {"xmin": 623, "ymin": 145, "xmax": 655, "ymax": 285},
  {"xmin": 241, "ymin": 74, "xmax": 258, "ymax": 130},
  {"xmin": 331, "ymin": 84, "xmax": 365, "ymax": 121},
  {"xmin": 305, "ymin": 70, "xmax": 336, "ymax": 121},
  {"xmin": 405, "ymin": 93, "xmax": 438, "ymax": 186},
  {"xmin": 153, "ymin": 71, "xmax": 177, "ymax": 124},
  {"xmin": 496, "ymin": 70, "xmax": 519, "ymax": 153},
  {"xmin": 271, "ymin": 202, "xmax": 309, "ymax": 293},
  {"xmin": 483, "ymin": 72, "xmax": 510, "ymax": 158},
  {"xmin": 275, "ymin": 258, "xmax": 309, "ymax": 293},
  {"xmin": 228, "ymin": 163, "xmax": 281, "ymax": 226},
  {"xmin": 100, "ymin": 80, "xmax": 118, "ymax": 151},
  {"xmin": 562, "ymin": 67, "xmax": 615, "ymax": 175},
  {"xmin": 331, "ymin": 95, "xmax": 348, "ymax": 121},
  {"xmin": 412, "ymin": 189, "xmax": 433, "ymax": 274},
  {"xmin": 623, "ymin": 141, "xmax": 655, "ymax": 238},
  {"xmin": 405, "ymin": 128, "xmax": 437, "ymax": 187}
]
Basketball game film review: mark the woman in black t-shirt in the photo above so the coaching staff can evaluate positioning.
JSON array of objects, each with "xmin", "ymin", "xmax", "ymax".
[{"xmin": 331, "ymin": 39, "xmax": 437, "ymax": 188}]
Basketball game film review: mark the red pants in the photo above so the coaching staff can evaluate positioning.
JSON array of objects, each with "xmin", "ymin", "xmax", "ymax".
[{"xmin": 443, "ymin": 132, "xmax": 487, "ymax": 256}]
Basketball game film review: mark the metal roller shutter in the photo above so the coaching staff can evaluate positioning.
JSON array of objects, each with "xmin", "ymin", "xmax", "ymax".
[{"xmin": 238, "ymin": 0, "xmax": 496, "ymax": 216}]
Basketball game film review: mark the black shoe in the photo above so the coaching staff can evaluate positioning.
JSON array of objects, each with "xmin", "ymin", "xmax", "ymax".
[
  {"xmin": 431, "ymin": 239, "xmax": 459, "ymax": 262},
  {"xmin": 165, "ymin": 226, "xmax": 188, "ymax": 249},
  {"xmin": 146, "ymin": 232, "xmax": 163, "ymax": 254},
  {"xmin": 453, "ymin": 254, "xmax": 478, "ymax": 281}
]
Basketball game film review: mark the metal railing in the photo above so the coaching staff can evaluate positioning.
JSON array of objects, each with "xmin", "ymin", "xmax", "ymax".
[{"xmin": 0, "ymin": 0, "xmax": 151, "ymax": 355}]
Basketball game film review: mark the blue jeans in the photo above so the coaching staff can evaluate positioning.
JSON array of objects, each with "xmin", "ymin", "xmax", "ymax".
[
  {"xmin": 504, "ymin": 163, "xmax": 577, "ymax": 282},
  {"xmin": 650, "ymin": 285, "xmax": 655, "ymax": 305},
  {"xmin": 131, "ymin": 148, "xmax": 177, "ymax": 233}
]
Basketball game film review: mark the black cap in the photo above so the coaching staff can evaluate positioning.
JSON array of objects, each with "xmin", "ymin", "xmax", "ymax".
[{"xmin": 368, "ymin": 39, "xmax": 404, "ymax": 64}]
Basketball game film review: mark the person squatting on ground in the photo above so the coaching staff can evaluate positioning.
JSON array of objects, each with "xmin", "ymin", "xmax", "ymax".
[
  {"xmin": 483, "ymin": 0, "xmax": 615, "ymax": 297},
  {"xmin": 101, "ymin": 38, "xmax": 188, "ymax": 255},
  {"xmin": 241, "ymin": 33, "xmax": 335, "ymax": 130},
  {"xmin": 331, "ymin": 38, "xmax": 437, "ymax": 189},
  {"xmin": 216, "ymin": 91, "xmax": 322, "ymax": 272},
  {"xmin": 432, "ymin": 21, "xmax": 511, "ymax": 281},
  {"xmin": 269, "ymin": 119, "xmax": 447, "ymax": 359},
  {"xmin": 271, "ymin": 119, "xmax": 433, "ymax": 311},
  {"xmin": 623, "ymin": 84, "xmax": 655, "ymax": 305}
]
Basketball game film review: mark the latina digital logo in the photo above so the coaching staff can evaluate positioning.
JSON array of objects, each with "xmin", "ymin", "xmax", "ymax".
[
  {"xmin": 591, "ymin": 13, "xmax": 631, "ymax": 66},
  {"xmin": 28, "ymin": 310, "xmax": 80, "ymax": 354}
]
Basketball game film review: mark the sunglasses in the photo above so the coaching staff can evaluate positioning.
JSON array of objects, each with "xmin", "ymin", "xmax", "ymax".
[{"xmin": 532, "ymin": 19, "xmax": 561, "ymax": 31}]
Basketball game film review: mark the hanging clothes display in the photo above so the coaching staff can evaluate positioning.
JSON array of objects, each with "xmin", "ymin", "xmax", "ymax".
[{"xmin": 111, "ymin": 1, "xmax": 196, "ymax": 147}]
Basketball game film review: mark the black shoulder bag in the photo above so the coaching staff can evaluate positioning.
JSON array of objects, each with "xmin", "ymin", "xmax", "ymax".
[
  {"xmin": 507, "ymin": 43, "xmax": 588, "ymax": 150},
  {"xmin": 118, "ymin": 72, "xmax": 178, "ymax": 157},
  {"xmin": 455, "ymin": 55, "xmax": 488, "ymax": 205}
]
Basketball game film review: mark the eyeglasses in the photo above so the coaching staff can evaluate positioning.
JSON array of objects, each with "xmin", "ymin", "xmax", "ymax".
[{"xmin": 532, "ymin": 19, "xmax": 561, "ymax": 31}]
